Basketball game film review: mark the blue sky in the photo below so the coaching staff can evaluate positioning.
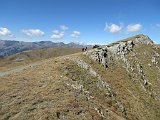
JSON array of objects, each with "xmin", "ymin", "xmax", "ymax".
[{"xmin": 0, "ymin": 0, "xmax": 160, "ymax": 45}]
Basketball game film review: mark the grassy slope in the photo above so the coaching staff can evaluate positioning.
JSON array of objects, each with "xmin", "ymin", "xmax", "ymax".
[
  {"xmin": 0, "ymin": 45, "xmax": 160, "ymax": 120},
  {"xmin": 80, "ymin": 45, "xmax": 160, "ymax": 120},
  {"xmin": 0, "ymin": 48, "xmax": 81, "ymax": 71}
]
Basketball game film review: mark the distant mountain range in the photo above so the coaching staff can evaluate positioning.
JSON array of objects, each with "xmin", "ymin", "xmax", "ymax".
[{"xmin": 0, "ymin": 40, "xmax": 88, "ymax": 58}]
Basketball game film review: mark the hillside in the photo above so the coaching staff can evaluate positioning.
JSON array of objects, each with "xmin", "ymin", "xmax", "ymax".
[
  {"xmin": 0, "ymin": 34, "xmax": 160, "ymax": 120},
  {"xmin": 0, "ymin": 40, "xmax": 87, "ymax": 58},
  {"xmin": 0, "ymin": 47, "xmax": 82, "ymax": 72}
]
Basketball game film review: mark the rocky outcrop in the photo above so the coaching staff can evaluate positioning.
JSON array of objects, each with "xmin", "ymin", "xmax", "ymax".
[
  {"xmin": 65, "ymin": 57, "xmax": 128, "ymax": 119},
  {"xmin": 85, "ymin": 34, "xmax": 154, "ymax": 69},
  {"xmin": 71, "ymin": 58, "xmax": 116, "ymax": 98},
  {"xmin": 151, "ymin": 51, "xmax": 159, "ymax": 65},
  {"xmin": 85, "ymin": 34, "xmax": 160, "ymax": 100}
]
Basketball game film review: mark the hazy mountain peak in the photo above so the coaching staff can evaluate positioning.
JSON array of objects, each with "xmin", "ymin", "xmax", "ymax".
[{"xmin": 0, "ymin": 40, "xmax": 86, "ymax": 58}]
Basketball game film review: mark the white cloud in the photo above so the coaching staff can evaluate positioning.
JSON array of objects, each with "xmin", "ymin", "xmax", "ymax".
[
  {"xmin": 70, "ymin": 31, "xmax": 81, "ymax": 38},
  {"xmin": 51, "ymin": 30, "xmax": 64, "ymax": 39},
  {"xmin": 60, "ymin": 25, "xmax": 69, "ymax": 31},
  {"xmin": 0, "ymin": 27, "xmax": 14, "ymax": 37},
  {"xmin": 52, "ymin": 30, "xmax": 59, "ymax": 34},
  {"xmin": 22, "ymin": 29, "xmax": 44, "ymax": 37},
  {"xmin": 104, "ymin": 23, "xmax": 122, "ymax": 34},
  {"xmin": 156, "ymin": 24, "xmax": 160, "ymax": 28},
  {"xmin": 126, "ymin": 24, "xmax": 142, "ymax": 33}
]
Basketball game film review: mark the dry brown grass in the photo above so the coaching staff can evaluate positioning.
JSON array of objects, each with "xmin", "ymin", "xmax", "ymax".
[
  {"xmin": 0, "ymin": 44, "xmax": 160, "ymax": 120},
  {"xmin": 0, "ymin": 48, "xmax": 81, "ymax": 72}
]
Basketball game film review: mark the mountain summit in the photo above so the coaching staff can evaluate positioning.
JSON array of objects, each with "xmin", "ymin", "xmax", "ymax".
[
  {"xmin": 0, "ymin": 35, "xmax": 160, "ymax": 120},
  {"xmin": 118, "ymin": 34, "xmax": 154, "ymax": 44}
]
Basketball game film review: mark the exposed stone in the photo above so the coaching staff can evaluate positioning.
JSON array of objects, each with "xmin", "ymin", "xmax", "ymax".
[
  {"xmin": 85, "ymin": 47, "xmax": 112, "ymax": 69},
  {"xmin": 148, "ymin": 64, "xmax": 152, "ymax": 67},
  {"xmin": 74, "ymin": 59, "xmax": 116, "ymax": 98},
  {"xmin": 151, "ymin": 51, "xmax": 159, "ymax": 66},
  {"xmin": 94, "ymin": 107, "xmax": 105, "ymax": 118},
  {"xmin": 66, "ymin": 81, "xmax": 94, "ymax": 100},
  {"xmin": 118, "ymin": 34, "xmax": 154, "ymax": 45},
  {"xmin": 92, "ymin": 45, "xmax": 100, "ymax": 49},
  {"xmin": 116, "ymin": 102, "xmax": 126, "ymax": 115},
  {"xmin": 85, "ymin": 34, "xmax": 159, "ymax": 100},
  {"xmin": 85, "ymin": 34, "xmax": 154, "ymax": 69}
]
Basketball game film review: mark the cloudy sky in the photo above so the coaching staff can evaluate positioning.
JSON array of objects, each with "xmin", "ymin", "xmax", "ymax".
[{"xmin": 0, "ymin": 0, "xmax": 160, "ymax": 45}]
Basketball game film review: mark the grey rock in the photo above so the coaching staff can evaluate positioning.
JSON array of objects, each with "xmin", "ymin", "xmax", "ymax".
[{"xmin": 85, "ymin": 34, "xmax": 154, "ymax": 69}]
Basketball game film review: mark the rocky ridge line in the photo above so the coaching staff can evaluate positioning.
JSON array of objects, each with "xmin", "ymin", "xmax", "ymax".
[{"xmin": 85, "ymin": 34, "xmax": 160, "ymax": 100}]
